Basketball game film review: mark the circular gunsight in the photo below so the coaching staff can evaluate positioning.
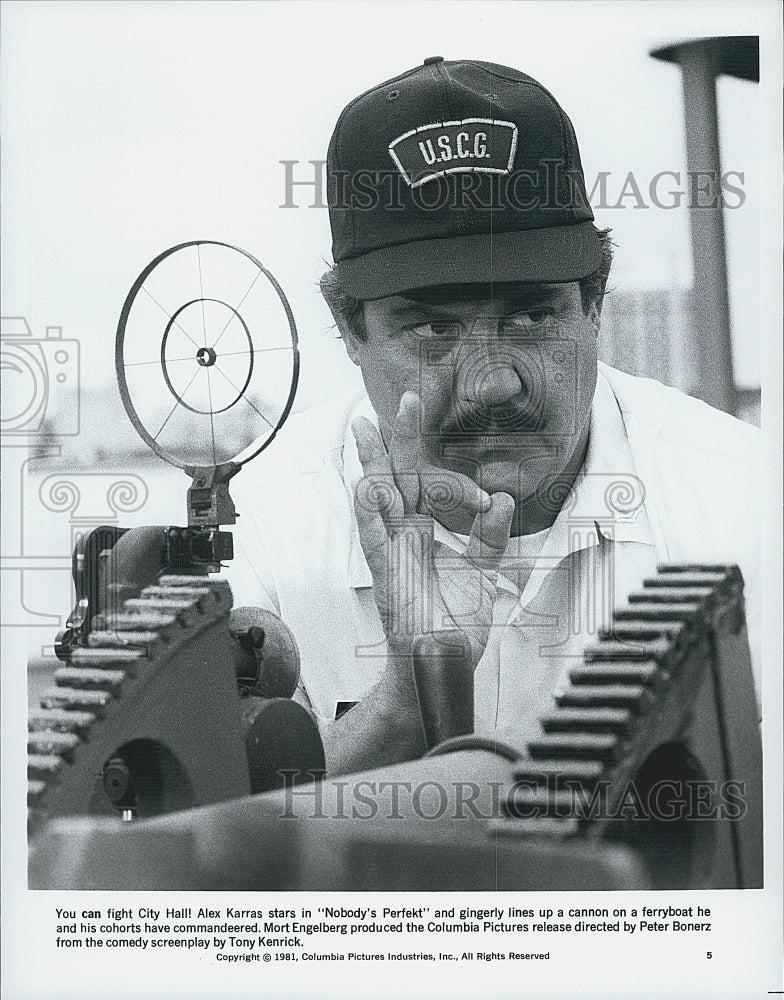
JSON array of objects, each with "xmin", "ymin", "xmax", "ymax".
[{"xmin": 116, "ymin": 241, "xmax": 299, "ymax": 471}]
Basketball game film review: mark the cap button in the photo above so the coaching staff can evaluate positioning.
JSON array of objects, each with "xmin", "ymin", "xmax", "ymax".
[{"xmin": 423, "ymin": 56, "xmax": 444, "ymax": 66}]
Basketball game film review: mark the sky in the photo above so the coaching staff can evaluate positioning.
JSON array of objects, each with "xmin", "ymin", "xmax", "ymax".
[{"xmin": 2, "ymin": 0, "xmax": 776, "ymax": 426}]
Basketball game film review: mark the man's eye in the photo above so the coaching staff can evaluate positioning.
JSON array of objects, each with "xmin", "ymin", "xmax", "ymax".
[
  {"xmin": 500, "ymin": 309, "xmax": 553, "ymax": 333},
  {"xmin": 407, "ymin": 321, "xmax": 462, "ymax": 340}
]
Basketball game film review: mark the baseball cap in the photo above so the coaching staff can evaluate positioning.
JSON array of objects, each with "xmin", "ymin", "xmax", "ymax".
[{"xmin": 327, "ymin": 57, "xmax": 600, "ymax": 300}]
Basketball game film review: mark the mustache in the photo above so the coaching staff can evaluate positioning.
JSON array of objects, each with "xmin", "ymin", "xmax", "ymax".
[{"xmin": 438, "ymin": 400, "xmax": 546, "ymax": 438}]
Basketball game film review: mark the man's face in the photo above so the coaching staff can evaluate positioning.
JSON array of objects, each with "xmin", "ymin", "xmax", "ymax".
[{"xmin": 347, "ymin": 281, "xmax": 600, "ymax": 523}]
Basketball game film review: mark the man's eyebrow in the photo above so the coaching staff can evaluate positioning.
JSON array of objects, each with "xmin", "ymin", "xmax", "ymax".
[
  {"xmin": 382, "ymin": 304, "xmax": 478, "ymax": 327},
  {"xmin": 381, "ymin": 300, "xmax": 448, "ymax": 321},
  {"xmin": 491, "ymin": 285, "xmax": 568, "ymax": 311}
]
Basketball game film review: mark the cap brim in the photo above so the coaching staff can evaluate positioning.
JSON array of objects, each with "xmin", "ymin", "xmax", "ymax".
[{"xmin": 335, "ymin": 222, "xmax": 601, "ymax": 300}]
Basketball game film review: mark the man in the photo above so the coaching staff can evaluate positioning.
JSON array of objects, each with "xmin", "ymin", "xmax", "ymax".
[{"xmin": 229, "ymin": 57, "xmax": 760, "ymax": 776}]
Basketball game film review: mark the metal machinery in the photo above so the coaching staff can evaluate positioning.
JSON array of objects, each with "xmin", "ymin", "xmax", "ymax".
[
  {"xmin": 28, "ymin": 242, "xmax": 324, "ymax": 829},
  {"xmin": 27, "ymin": 246, "xmax": 763, "ymax": 891}
]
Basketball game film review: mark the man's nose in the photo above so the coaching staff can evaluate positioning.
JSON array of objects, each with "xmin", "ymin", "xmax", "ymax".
[{"xmin": 454, "ymin": 341, "xmax": 524, "ymax": 407}]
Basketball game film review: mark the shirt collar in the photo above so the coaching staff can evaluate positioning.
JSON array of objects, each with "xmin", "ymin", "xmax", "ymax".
[{"xmin": 548, "ymin": 368, "xmax": 654, "ymax": 547}]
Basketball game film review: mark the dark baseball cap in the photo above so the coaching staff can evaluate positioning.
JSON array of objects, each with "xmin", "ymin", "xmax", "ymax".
[{"xmin": 327, "ymin": 57, "xmax": 600, "ymax": 300}]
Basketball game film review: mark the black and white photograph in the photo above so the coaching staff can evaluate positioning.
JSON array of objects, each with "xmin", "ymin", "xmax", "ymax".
[{"xmin": 2, "ymin": 2, "xmax": 781, "ymax": 997}]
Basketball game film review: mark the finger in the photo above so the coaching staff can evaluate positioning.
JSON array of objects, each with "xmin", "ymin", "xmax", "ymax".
[
  {"xmin": 353, "ymin": 484, "xmax": 390, "ymax": 587},
  {"xmin": 419, "ymin": 465, "xmax": 491, "ymax": 518},
  {"xmin": 464, "ymin": 492, "xmax": 515, "ymax": 573},
  {"xmin": 388, "ymin": 391, "xmax": 423, "ymax": 514},
  {"xmin": 352, "ymin": 416, "xmax": 404, "ymax": 523},
  {"xmin": 353, "ymin": 485, "xmax": 431, "ymax": 644},
  {"xmin": 352, "ymin": 463, "xmax": 395, "ymax": 621},
  {"xmin": 352, "ymin": 415, "xmax": 388, "ymax": 472}
]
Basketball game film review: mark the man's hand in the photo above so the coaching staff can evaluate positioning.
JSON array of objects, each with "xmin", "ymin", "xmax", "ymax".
[
  {"xmin": 352, "ymin": 390, "xmax": 515, "ymax": 666},
  {"xmin": 321, "ymin": 392, "xmax": 513, "ymax": 775}
]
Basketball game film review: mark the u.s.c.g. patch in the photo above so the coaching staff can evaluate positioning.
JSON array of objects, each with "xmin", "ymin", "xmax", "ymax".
[{"xmin": 388, "ymin": 118, "xmax": 518, "ymax": 188}]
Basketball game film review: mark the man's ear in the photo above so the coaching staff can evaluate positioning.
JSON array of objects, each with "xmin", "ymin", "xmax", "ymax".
[
  {"xmin": 325, "ymin": 303, "xmax": 363, "ymax": 366},
  {"xmin": 588, "ymin": 299, "xmax": 602, "ymax": 337},
  {"xmin": 342, "ymin": 327, "xmax": 362, "ymax": 366}
]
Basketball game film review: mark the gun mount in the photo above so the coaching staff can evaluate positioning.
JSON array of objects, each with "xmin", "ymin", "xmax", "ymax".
[
  {"xmin": 29, "ymin": 563, "xmax": 762, "ymax": 890},
  {"xmin": 31, "ymin": 242, "xmax": 323, "ymax": 833}
]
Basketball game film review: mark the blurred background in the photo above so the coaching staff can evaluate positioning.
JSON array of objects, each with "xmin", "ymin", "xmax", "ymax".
[{"xmin": 1, "ymin": 0, "xmax": 778, "ymax": 661}]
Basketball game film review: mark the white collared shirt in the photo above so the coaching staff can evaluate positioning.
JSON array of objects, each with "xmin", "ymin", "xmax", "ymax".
[{"xmin": 228, "ymin": 364, "xmax": 760, "ymax": 726}]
